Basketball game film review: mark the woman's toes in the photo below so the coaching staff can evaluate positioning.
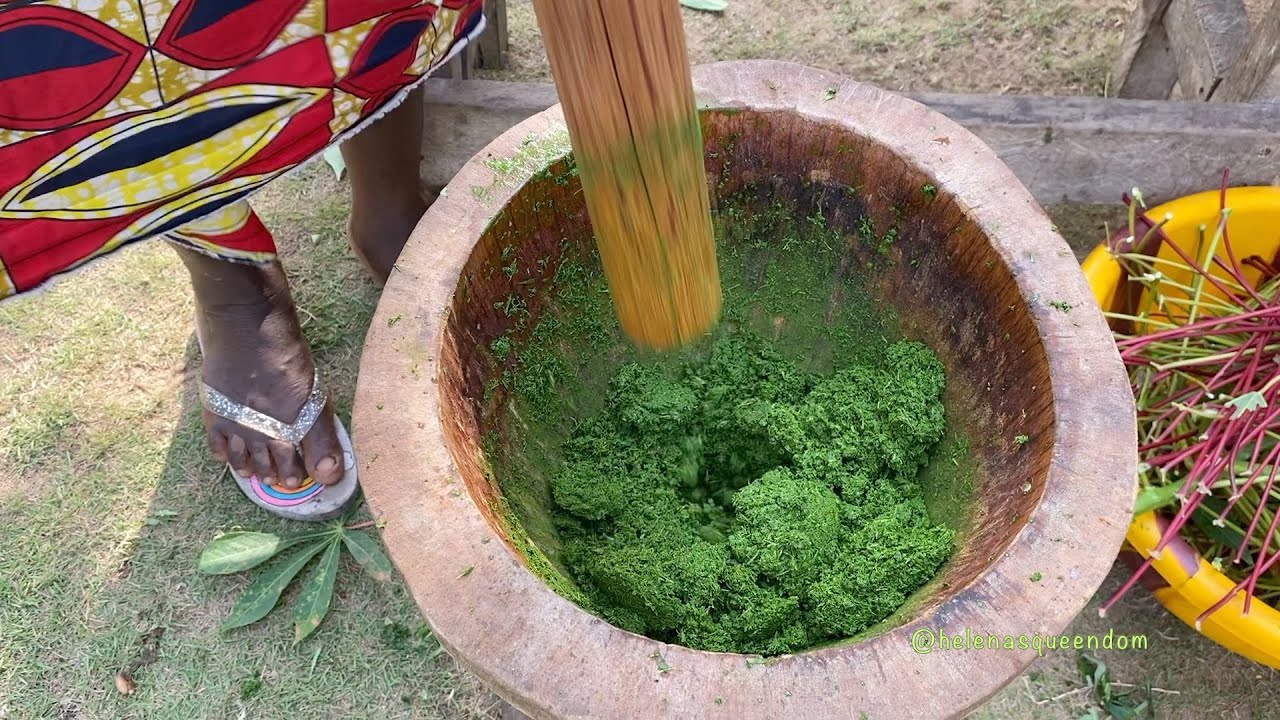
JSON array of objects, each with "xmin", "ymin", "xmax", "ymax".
[
  {"xmin": 268, "ymin": 440, "xmax": 305, "ymax": 489},
  {"xmin": 301, "ymin": 407, "xmax": 345, "ymax": 486},
  {"xmin": 226, "ymin": 433, "xmax": 252, "ymax": 478},
  {"xmin": 208, "ymin": 427, "xmax": 230, "ymax": 464},
  {"xmin": 249, "ymin": 441, "xmax": 277, "ymax": 485}
]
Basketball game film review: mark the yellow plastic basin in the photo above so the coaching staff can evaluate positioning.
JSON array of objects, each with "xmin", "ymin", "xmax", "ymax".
[{"xmin": 1081, "ymin": 186, "xmax": 1280, "ymax": 669}]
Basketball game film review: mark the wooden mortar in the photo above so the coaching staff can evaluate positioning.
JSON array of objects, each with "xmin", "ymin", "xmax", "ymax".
[{"xmin": 352, "ymin": 60, "xmax": 1137, "ymax": 720}]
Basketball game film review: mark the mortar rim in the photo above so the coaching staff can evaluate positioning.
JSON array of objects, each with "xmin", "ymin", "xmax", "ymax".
[{"xmin": 353, "ymin": 60, "xmax": 1136, "ymax": 719}]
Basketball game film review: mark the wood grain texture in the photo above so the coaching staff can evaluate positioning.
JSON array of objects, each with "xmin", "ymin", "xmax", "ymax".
[
  {"xmin": 357, "ymin": 60, "xmax": 1137, "ymax": 720},
  {"xmin": 1113, "ymin": 0, "xmax": 1179, "ymax": 98},
  {"xmin": 530, "ymin": 0, "xmax": 720, "ymax": 350},
  {"xmin": 1259, "ymin": 64, "xmax": 1280, "ymax": 95},
  {"xmin": 1164, "ymin": 0, "xmax": 1252, "ymax": 99},
  {"xmin": 416, "ymin": 79, "xmax": 1280, "ymax": 204},
  {"xmin": 1216, "ymin": 0, "xmax": 1280, "ymax": 100},
  {"xmin": 475, "ymin": 0, "xmax": 508, "ymax": 70}
]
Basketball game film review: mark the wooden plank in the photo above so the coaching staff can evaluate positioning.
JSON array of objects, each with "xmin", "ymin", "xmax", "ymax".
[
  {"xmin": 476, "ymin": 0, "xmax": 509, "ymax": 70},
  {"xmin": 1164, "ymin": 0, "xmax": 1252, "ymax": 99},
  {"xmin": 911, "ymin": 92, "xmax": 1279, "ymax": 203},
  {"xmin": 1258, "ymin": 64, "xmax": 1280, "ymax": 95},
  {"xmin": 1113, "ymin": 0, "xmax": 1179, "ymax": 98},
  {"xmin": 1216, "ymin": 0, "xmax": 1280, "ymax": 100},
  {"xmin": 417, "ymin": 79, "xmax": 1280, "ymax": 205},
  {"xmin": 436, "ymin": 45, "xmax": 476, "ymax": 80}
]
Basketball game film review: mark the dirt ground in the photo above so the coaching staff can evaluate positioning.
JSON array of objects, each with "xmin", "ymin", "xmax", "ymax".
[
  {"xmin": 489, "ymin": 0, "xmax": 1130, "ymax": 96},
  {"xmin": 3, "ymin": 1, "xmax": 1279, "ymax": 719}
]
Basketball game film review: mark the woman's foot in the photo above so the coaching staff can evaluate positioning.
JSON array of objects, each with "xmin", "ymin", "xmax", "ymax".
[
  {"xmin": 175, "ymin": 87, "xmax": 430, "ymax": 493},
  {"xmin": 174, "ymin": 246, "xmax": 346, "ymax": 489},
  {"xmin": 341, "ymin": 86, "xmax": 431, "ymax": 284}
]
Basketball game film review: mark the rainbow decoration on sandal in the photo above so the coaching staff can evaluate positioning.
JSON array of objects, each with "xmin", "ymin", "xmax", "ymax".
[{"xmin": 250, "ymin": 476, "xmax": 324, "ymax": 507}]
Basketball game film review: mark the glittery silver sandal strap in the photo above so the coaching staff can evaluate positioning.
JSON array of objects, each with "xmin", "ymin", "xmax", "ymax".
[{"xmin": 198, "ymin": 369, "xmax": 327, "ymax": 448}]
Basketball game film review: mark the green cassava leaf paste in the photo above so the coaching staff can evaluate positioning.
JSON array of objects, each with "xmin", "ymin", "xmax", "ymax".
[
  {"xmin": 480, "ymin": 174, "xmax": 969, "ymax": 656},
  {"xmin": 550, "ymin": 333, "xmax": 954, "ymax": 655}
]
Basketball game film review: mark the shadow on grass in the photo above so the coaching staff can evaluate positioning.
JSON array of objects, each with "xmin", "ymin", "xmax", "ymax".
[
  {"xmin": 82, "ymin": 340, "xmax": 499, "ymax": 719},
  {"xmin": 0, "ymin": 165, "xmax": 499, "ymax": 719}
]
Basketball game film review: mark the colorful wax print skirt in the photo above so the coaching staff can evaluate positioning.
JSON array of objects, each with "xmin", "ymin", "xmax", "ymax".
[{"xmin": 0, "ymin": 0, "xmax": 484, "ymax": 301}]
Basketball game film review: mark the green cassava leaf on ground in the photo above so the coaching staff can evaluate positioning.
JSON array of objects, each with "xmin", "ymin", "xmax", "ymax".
[
  {"xmin": 680, "ymin": 0, "xmax": 728, "ymax": 12},
  {"xmin": 198, "ymin": 529, "xmax": 335, "ymax": 574},
  {"xmin": 1078, "ymin": 652, "xmax": 1156, "ymax": 719},
  {"xmin": 198, "ymin": 532, "xmax": 283, "ymax": 575},
  {"xmin": 293, "ymin": 538, "xmax": 342, "ymax": 643},
  {"xmin": 322, "ymin": 146, "xmax": 346, "ymax": 181},
  {"xmin": 342, "ymin": 530, "xmax": 394, "ymax": 582},
  {"xmin": 222, "ymin": 540, "xmax": 329, "ymax": 631}
]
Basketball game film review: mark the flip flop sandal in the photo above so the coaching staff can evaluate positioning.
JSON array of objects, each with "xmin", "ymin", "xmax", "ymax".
[
  {"xmin": 194, "ymin": 320, "xmax": 358, "ymax": 522},
  {"xmin": 199, "ymin": 370, "xmax": 359, "ymax": 522}
]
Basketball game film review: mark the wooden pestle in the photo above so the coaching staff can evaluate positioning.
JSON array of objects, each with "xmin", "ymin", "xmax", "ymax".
[{"xmin": 530, "ymin": 0, "xmax": 721, "ymax": 350}]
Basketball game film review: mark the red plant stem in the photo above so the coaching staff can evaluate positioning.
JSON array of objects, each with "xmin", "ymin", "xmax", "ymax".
[
  {"xmin": 1147, "ymin": 444, "xmax": 1201, "ymax": 472},
  {"xmin": 1141, "ymin": 361, "xmax": 1269, "ymax": 468},
  {"xmin": 1143, "ymin": 397, "xmax": 1202, "ymax": 444},
  {"xmin": 1115, "ymin": 307, "xmax": 1280, "ymax": 349},
  {"xmin": 1197, "ymin": 549, "xmax": 1280, "ymax": 626},
  {"xmin": 1245, "ymin": 493, "xmax": 1280, "ymax": 614},
  {"xmin": 1176, "ymin": 424, "xmax": 1235, "ymax": 501},
  {"xmin": 1213, "ymin": 168, "xmax": 1267, "ymax": 306},
  {"xmin": 1100, "ymin": 554, "xmax": 1157, "ymax": 617},
  {"xmin": 1146, "ymin": 363, "xmax": 1280, "ymax": 458},
  {"xmin": 1155, "ymin": 409, "xmax": 1280, "ymax": 554},
  {"xmin": 1236, "ymin": 447, "xmax": 1280, "ymax": 565},
  {"xmin": 1209, "ymin": 254, "xmax": 1267, "ymax": 306},
  {"xmin": 1216, "ymin": 402, "xmax": 1269, "ymax": 503},
  {"xmin": 1139, "ymin": 429, "xmax": 1201, "ymax": 453},
  {"xmin": 1243, "ymin": 256, "xmax": 1278, "ymax": 278},
  {"xmin": 1229, "ymin": 333, "xmax": 1268, "ymax": 397}
]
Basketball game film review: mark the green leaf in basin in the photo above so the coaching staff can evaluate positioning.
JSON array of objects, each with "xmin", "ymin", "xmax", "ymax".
[
  {"xmin": 1133, "ymin": 483, "xmax": 1180, "ymax": 515},
  {"xmin": 1224, "ymin": 390, "xmax": 1267, "ymax": 419}
]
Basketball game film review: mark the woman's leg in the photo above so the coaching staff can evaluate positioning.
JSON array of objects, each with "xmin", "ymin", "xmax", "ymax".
[
  {"xmin": 169, "ymin": 208, "xmax": 345, "ymax": 489},
  {"xmin": 169, "ymin": 85, "xmax": 429, "ymax": 489},
  {"xmin": 341, "ymin": 86, "xmax": 431, "ymax": 283}
]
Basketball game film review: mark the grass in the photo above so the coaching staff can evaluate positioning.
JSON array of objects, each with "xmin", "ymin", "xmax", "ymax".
[
  {"xmin": 0, "ymin": 166, "xmax": 496, "ymax": 720},
  {"xmin": 3, "ymin": 171, "xmax": 1275, "ymax": 720},
  {"xmin": 485, "ymin": 0, "xmax": 1128, "ymax": 96}
]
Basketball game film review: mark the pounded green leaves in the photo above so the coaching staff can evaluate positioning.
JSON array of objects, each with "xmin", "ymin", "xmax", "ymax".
[{"xmin": 550, "ymin": 333, "xmax": 955, "ymax": 655}]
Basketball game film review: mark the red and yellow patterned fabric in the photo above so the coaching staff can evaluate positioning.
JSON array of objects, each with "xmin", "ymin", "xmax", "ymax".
[{"xmin": 0, "ymin": 0, "xmax": 484, "ymax": 300}]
